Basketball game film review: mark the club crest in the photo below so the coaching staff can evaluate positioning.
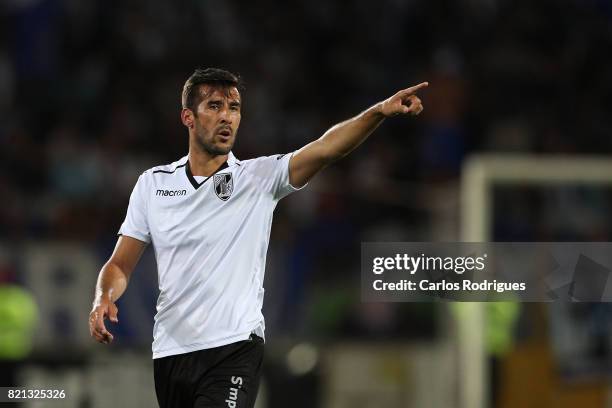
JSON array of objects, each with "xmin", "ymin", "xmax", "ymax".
[{"xmin": 214, "ymin": 173, "xmax": 233, "ymax": 201}]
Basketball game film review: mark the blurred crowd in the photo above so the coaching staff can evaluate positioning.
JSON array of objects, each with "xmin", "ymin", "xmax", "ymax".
[{"xmin": 2, "ymin": 0, "xmax": 612, "ymax": 338}]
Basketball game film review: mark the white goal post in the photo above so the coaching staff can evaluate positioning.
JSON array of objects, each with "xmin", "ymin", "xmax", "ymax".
[{"xmin": 458, "ymin": 154, "xmax": 612, "ymax": 408}]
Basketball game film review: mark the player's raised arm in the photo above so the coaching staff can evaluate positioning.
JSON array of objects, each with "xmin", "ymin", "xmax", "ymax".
[
  {"xmin": 89, "ymin": 235, "xmax": 147, "ymax": 344},
  {"xmin": 289, "ymin": 82, "xmax": 428, "ymax": 188}
]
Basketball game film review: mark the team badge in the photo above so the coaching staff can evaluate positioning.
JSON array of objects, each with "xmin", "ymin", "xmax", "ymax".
[{"xmin": 214, "ymin": 173, "xmax": 233, "ymax": 201}]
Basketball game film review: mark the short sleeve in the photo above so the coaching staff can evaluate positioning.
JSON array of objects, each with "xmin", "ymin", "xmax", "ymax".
[
  {"xmin": 117, "ymin": 173, "xmax": 151, "ymax": 243},
  {"xmin": 251, "ymin": 152, "xmax": 307, "ymax": 200}
]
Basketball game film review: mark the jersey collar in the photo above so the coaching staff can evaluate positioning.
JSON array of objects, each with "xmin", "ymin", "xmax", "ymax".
[
  {"xmin": 185, "ymin": 151, "xmax": 239, "ymax": 190},
  {"xmin": 227, "ymin": 151, "xmax": 240, "ymax": 166}
]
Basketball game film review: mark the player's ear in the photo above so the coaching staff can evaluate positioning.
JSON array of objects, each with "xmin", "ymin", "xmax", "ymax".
[{"xmin": 181, "ymin": 108, "xmax": 194, "ymax": 129}]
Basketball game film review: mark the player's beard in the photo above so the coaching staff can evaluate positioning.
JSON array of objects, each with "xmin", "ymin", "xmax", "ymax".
[{"xmin": 194, "ymin": 128, "xmax": 233, "ymax": 156}]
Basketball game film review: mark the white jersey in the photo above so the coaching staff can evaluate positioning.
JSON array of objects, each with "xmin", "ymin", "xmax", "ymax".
[{"xmin": 118, "ymin": 152, "xmax": 304, "ymax": 359}]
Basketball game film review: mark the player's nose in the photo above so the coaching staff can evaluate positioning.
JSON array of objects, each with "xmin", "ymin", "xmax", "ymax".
[{"xmin": 218, "ymin": 107, "xmax": 232, "ymax": 124}]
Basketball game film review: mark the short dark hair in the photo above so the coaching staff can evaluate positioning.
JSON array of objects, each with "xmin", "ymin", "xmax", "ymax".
[{"xmin": 181, "ymin": 67, "xmax": 243, "ymax": 113}]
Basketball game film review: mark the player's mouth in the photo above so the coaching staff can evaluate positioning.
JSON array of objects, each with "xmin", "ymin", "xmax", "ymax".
[{"xmin": 217, "ymin": 128, "xmax": 232, "ymax": 141}]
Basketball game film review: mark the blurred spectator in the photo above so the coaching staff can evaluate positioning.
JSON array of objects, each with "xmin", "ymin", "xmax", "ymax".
[{"xmin": 0, "ymin": 254, "xmax": 38, "ymax": 387}]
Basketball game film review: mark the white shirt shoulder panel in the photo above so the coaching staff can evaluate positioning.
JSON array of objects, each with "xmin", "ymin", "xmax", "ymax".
[
  {"xmin": 150, "ymin": 157, "xmax": 189, "ymax": 175},
  {"xmin": 117, "ymin": 157, "xmax": 188, "ymax": 244},
  {"xmin": 241, "ymin": 152, "xmax": 306, "ymax": 200}
]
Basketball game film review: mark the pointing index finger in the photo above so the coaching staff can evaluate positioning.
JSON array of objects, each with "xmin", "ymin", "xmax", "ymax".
[{"xmin": 401, "ymin": 82, "xmax": 429, "ymax": 96}]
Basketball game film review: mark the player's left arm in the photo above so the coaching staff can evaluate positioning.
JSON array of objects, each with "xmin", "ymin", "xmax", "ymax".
[{"xmin": 289, "ymin": 82, "xmax": 428, "ymax": 188}]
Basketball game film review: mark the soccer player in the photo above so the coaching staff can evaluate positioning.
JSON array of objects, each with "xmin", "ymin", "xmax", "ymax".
[{"xmin": 88, "ymin": 68, "xmax": 426, "ymax": 408}]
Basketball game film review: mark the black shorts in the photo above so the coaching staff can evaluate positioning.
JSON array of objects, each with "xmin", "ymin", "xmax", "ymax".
[{"xmin": 154, "ymin": 334, "xmax": 264, "ymax": 408}]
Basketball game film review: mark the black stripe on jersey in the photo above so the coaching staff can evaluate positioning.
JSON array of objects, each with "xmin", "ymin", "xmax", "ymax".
[
  {"xmin": 153, "ymin": 163, "xmax": 187, "ymax": 174},
  {"xmin": 186, "ymin": 160, "xmax": 229, "ymax": 190}
]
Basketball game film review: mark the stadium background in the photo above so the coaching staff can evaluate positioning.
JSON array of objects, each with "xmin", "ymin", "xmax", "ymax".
[{"xmin": 2, "ymin": 0, "xmax": 612, "ymax": 407}]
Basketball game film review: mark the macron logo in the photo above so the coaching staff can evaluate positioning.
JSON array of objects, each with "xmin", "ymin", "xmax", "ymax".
[{"xmin": 156, "ymin": 189, "xmax": 187, "ymax": 197}]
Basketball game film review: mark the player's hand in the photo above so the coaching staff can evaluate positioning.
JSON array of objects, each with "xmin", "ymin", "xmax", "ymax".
[
  {"xmin": 380, "ymin": 82, "xmax": 428, "ymax": 117},
  {"xmin": 89, "ymin": 298, "xmax": 118, "ymax": 344}
]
